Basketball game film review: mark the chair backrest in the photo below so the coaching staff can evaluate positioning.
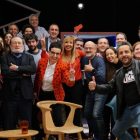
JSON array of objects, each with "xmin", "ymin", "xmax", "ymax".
[
  {"xmin": 106, "ymin": 95, "xmax": 117, "ymax": 122},
  {"xmin": 37, "ymin": 100, "xmax": 82, "ymax": 134}
]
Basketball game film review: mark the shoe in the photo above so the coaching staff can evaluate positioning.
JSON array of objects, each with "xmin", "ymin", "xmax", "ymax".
[{"xmin": 81, "ymin": 132, "xmax": 88, "ymax": 139}]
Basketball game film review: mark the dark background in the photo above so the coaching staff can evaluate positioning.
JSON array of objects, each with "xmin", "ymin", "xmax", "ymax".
[{"xmin": 0, "ymin": 0, "xmax": 140, "ymax": 45}]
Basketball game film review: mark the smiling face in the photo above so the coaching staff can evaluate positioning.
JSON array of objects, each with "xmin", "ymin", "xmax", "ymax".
[
  {"xmin": 64, "ymin": 39, "xmax": 74, "ymax": 52},
  {"xmin": 97, "ymin": 38, "xmax": 109, "ymax": 54},
  {"xmin": 75, "ymin": 41, "xmax": 84, "ymax": 50},
  {"xmin": 10, "ymin": 37, "xmax": 24, "ymax": 53},
  {"xmin": 8, "ymin": 25, "xmax": 19, "ymax": 36},
  {"xmin": 84, "ymin": 41, "xmax": 97, "ymax": 59},
  {"xmin": 29, "ymin": 15, "xmax": 39, "ymax": 29},
  {"xmin": 4, "ymin": 33, "xmax": 13, "ymax": 45},
  {"xmin": 116, "ymin": 34, "xmax": 127, "ymax": 46},
  {"xmin": 105, "ymin": 48, "xmax": 117, "ymax": 63},
  {"xmin": 118, "ymin": 45, "xmax": 133, "ymax": 67},
  {"xmin": 23, "ymin": 28, "xmax": 33, "ymax": 38},
  {"xmin": 133, "ymin": 44, "xmax": 140, "ymax": 60},
  {"xmin": 26, "ymin": 39, "xmax": 38, "ymax": 52},
  {"xmin": 48, "ymin": 48, "xmax": 61, "ymax": 65},
  {"xmin": 49, "ymin": 25, "xmax": 59, "ymax": 40}
]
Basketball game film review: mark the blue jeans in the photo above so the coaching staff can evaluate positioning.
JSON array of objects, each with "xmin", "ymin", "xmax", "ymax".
[
  {"xmin": 112, "ymin": 103, "xmax": 140, "ymax": 140},
  {"xmin": 84, "ymin": 92, "xmax": 108, "ymax": 140}
]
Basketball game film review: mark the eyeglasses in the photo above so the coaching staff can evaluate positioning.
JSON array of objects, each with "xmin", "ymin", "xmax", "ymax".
[
  {"xmin": 50, "ymin": 51, "xmax": 60, "ymax": 56},
  {"xmin": 11, "ymin": 42, "xmax": 22, "ymax": 45},
  {"xmin": 84, "ymin": 47, "xmax": 93, "ymax": 50}
]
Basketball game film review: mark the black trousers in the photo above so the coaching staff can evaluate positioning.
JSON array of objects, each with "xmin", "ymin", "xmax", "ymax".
[
  {"xmin": 2, "ymin": 91, "xmax": 32, "ymax": 130},
  {"xmin": 39, "ymin": 89, "xmax": 63, "ymax": 127},
  {"xmin": 62, "ymin": 79, "xmax": 83, "ymax": 127}
]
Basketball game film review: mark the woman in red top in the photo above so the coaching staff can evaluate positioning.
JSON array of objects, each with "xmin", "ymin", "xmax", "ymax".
[
  {"xmin": 41, "ymin": 36, "xmax": 86, "ymax": 138},
  {"xmin": 60, "ymin": 36, "xmax": 85, "ymax": 137}
]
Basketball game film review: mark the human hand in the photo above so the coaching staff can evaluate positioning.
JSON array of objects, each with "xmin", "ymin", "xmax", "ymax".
[
  {"xmin": 88, "ymin": 76, "xmax": 96, "ymax": 91},
  {"xmin": 69, "ymin": 63, "xmax": 75, "ymax": 79},
  {"xmin": 96, "ymin": 53, "xmax": 103, "ymax": 58},
  {"xmin": 57, "ymin": 37, "xmax": 61, "ymax": 41},
  {"xmin": 32, "ymin": 94, "xmax": 39, "ymax": 105},
  {"xmin": 82, "ymin": 60, "xmax": 94, "ymax": 72},
  {"xmin": 9, "ymin": 63, "xmax": 18, "ymax": 71},
  {"xmin": 23, "ymin": 74, "xmax": 30, "ymax": 76},
  {"xmin": 40, "ymin": 34, "xmax": 46, "ymax": 50}
]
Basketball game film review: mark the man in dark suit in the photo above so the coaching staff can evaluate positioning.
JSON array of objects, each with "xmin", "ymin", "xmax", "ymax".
[
  {"xmin": 37, "ymin": 23, "xmax": 62, "ymax": 52},
  {"xmin": 0, "ymin": 36, "xmax": 36, "ymax": 130}
]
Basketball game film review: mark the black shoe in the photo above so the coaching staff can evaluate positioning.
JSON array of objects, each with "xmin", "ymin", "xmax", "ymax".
[{"xmin": 81, "ymin": 131, "xmax": 88, "ymax": 139}]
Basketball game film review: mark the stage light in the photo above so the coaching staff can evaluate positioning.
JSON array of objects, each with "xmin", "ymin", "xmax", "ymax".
[{"xmin": 78, "ymin": 3, "xmax": 84, "ymax": 10}]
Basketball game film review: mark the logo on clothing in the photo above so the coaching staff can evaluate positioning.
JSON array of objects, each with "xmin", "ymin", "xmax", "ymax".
[{"xmin": 123, "ymin": 70, "xmax": 135, "ymax": 83}]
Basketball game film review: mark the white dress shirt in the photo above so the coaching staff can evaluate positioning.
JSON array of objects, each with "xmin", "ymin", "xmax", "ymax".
[{"xmin": 41, "ymin": 61, "xmax": 56, "ymax": 91}]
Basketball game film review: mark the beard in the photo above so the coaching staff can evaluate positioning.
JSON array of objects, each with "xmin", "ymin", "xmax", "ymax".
[
  {"xmin": 121, "ymin": 56, "xmax": 132, "ymax": 66},
  {"xmin": 11, "ymin": 49, "xmax": 24, "ymax": 53},
  {"xmin": 86, "ymin": 53, "xmax": 94, "ymax": 58},
  {"xmin": 29, "ymin": 46, "xmax": 37, "ymax": 52}
]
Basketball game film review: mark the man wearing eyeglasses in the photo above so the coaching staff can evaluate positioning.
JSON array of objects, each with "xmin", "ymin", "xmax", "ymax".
[
  {"xmin": 0, "ymin": 36, "xmax": 36, "ymax": 131},
  {"xmin": 81, "ymin": 41, "xmax": 107, "ymax": 140}
]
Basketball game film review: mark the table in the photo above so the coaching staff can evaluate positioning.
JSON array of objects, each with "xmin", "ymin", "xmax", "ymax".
[{"xmin": 0, "ymin": 129, "xmax": 38, "ymax": 140}]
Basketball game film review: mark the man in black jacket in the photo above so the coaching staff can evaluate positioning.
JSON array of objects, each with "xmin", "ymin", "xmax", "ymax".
[
  {"xmin": 0, "ymin": 36, "xmax": 36, "ymax": 130},
  {"xmin": 89, "ymin": 41, "xmax": 140, "ymax": 140}
]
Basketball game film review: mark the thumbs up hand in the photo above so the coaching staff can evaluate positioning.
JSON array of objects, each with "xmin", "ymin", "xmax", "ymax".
[
  {"xmin": 82, "ymin": 60, "xmax": 94, "ymax": 72},
  {"xmin": 88, "ymin": 76, "xmax": 96, "ymax": 91}
]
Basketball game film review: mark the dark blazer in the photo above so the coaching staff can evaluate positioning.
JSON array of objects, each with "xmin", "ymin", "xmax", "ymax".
[
  {"xmin": 37, "ymin": 37, "xmax": 63, "ymax": 52},
  {"xmin": 0, "ymin": 53, "xmax": 36, "ymax": 101}
]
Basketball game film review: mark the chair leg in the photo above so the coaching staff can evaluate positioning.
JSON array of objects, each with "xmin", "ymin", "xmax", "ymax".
[
  {"xmin": 45, "ymin": 135, "xmax": 50, "ymax": 140},
  {"xmin": 77, "ymin": 132, "xmax": 82, "ymax": 140},
  {"xmin": 133, "ymin": 128, "xmax": 138, "ymax": 140},
  {"xmin": 58, "ymin": 134, "xmax": 62, "ymax": 140},
  {"xmin": 61, "ymin": 133, "xmax": 65, "ymax": 140}
]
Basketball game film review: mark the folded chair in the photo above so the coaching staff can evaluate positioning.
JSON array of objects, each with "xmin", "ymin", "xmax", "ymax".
[{"xmin": 37, "ymin": 100, "xmax": 83, "ymax": 140}]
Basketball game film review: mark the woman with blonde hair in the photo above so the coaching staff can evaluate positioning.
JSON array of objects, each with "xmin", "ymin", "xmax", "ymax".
[
  {"xmin": 60, "ymin": 36, "xmax": 86, "ymax": 139},
  {"xmin": 41, "ymin": 36, "xmax": 86, "ymax": 139}
]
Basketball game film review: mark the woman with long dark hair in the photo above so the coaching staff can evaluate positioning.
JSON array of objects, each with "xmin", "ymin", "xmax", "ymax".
[{"xmin": 104, "ymin": 47, "xmax": 122, "ymax": 140}]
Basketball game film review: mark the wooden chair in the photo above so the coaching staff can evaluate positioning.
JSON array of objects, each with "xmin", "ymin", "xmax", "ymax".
[
  {"xmin": 106, "ymin": 95, "xmax": 138, "ymax": 140},
  {"xmin": 37, "ymin": 100, "xmax": 83, "ymax": 140}
]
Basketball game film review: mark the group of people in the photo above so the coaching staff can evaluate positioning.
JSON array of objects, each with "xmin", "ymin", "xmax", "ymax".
[{"xmin": 0, "ymin": 13, "xmax": 140, "ymax": 140}]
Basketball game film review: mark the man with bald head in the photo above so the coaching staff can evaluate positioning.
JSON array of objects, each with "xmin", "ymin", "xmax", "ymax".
[
  {"xmin": 81, "ymin": 41, "xmax": 107, "ymax": 140},
  {"xmin": 0, "ymin": 36, "xmax": 36, "ymax": 130}
]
